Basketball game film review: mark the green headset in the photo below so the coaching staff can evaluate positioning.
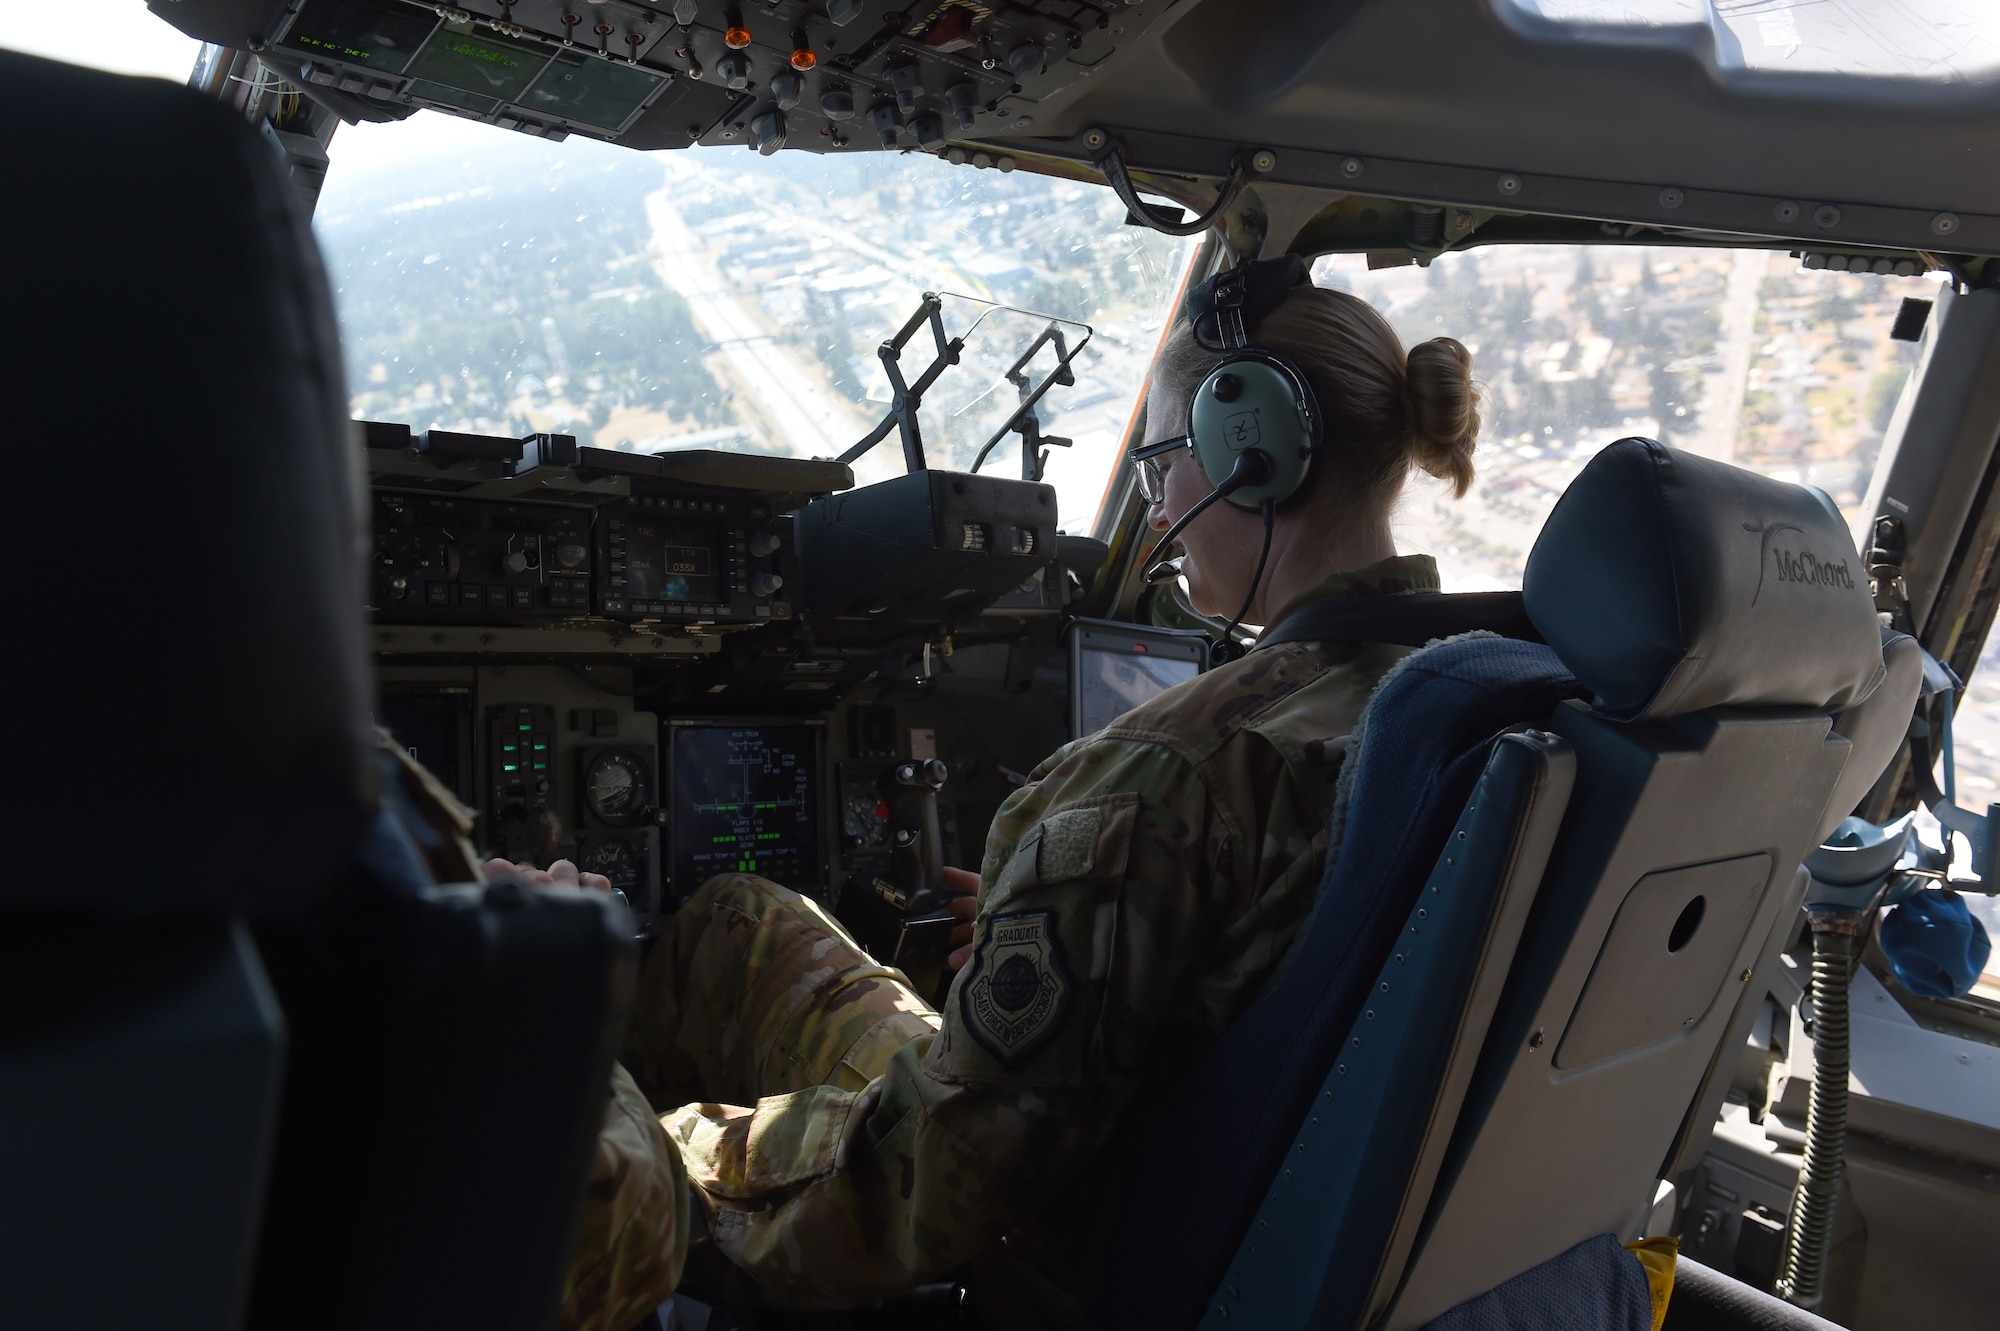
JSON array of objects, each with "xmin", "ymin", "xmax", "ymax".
[
  {"xmin": 1139, "ymin": 256, "xmax": 1324, "ymax": 647},
  {"xmin": 1182, "ymin": 254, "xmax": 1323, "ymax": 509}
]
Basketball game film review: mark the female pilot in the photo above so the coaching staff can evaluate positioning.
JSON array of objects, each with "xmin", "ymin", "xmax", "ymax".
[{"xmin": 558, "ymin": 261, "xmax": 1483, "ymax": 1331}]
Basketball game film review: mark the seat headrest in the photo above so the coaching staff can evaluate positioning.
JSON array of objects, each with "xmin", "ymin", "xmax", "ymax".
[
  {"xmin": 8, "ymin": 53, "xmax": 375, "ymax": 916},
  {"xmin": 1523, "ymin": 438, "xmax": 1885, "ymax": 722}
]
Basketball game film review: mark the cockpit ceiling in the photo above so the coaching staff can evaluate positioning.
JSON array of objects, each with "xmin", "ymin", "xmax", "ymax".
[{"xmin": 154, "ymin": 0, "xmax": 2000, "ymax": 260}]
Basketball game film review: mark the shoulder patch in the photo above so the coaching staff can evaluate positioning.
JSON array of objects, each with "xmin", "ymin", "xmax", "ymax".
[
  {"xmin": 1036, "ymin": 805, "xmax": 1101, "ymax": 881},
  {"xmin": 961, "ymin": 910, "xmax": 1073, "ymax": 1067}
]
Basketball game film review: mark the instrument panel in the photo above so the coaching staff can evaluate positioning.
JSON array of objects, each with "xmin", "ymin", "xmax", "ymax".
[
  {"xmin": 364, "ymin": 432, "xmax": 1076, "ymax": 929},
  {"xmin": 373, "ymin": 494, "xmax": 592, "ymax": 620},
  {"xmin": 370, "ymin": 490, "xmax": 784, "ymax": 628}
]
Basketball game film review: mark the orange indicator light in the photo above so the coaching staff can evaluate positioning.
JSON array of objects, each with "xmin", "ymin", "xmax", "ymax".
[
  {"xmin": 724, "ymin": 25, "xmax": 752, "ymax": 48},
  {"xmin": 790, "ymin": 47, "xmax": 817, "ymax": 70}
]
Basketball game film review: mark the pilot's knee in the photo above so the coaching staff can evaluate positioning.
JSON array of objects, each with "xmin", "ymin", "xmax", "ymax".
[{"xmin": 687, "ymin": 871, "xmax": 799, "ymax": 918}]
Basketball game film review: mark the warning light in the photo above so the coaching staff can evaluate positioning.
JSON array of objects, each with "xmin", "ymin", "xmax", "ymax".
[
  {"xmin": 724, "ymin": 25, "xmax": 752, "ymax": 47},
  {"xmin": 789, "ymin": 46, "xmax": 816, "ymax": 70}
]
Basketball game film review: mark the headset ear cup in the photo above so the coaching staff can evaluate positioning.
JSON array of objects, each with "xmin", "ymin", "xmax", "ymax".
[{"xmin": 1187, "ymin": 355, "xmax": 1318, "ymax": 508}]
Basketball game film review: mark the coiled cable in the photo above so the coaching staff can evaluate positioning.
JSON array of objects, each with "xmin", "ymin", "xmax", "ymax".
[{"xmin": 1776, "ymin": 923, "xmax": 1856, "ymax": 1308}]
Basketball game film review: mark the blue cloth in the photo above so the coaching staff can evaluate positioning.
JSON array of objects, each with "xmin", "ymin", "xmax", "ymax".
[
  {"xmin": 1086, "ymin": 634, "xmax": 1582, "ymax": 1325},
  {"xmin": 1423, "ymin": 1234, "xmax": 1654, "ymax": 1331},
  {"xmin": 1880, "ymin": 888, "xmax": 1992, "ymax": 998}
]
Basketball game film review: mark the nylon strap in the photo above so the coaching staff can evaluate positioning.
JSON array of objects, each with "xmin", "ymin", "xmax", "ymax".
[{"xmin": 1255, "ymin": 591, "xmax": 1540, "ymax": 650}]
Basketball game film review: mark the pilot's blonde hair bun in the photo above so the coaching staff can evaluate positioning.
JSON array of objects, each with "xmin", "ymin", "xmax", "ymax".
[
  {"xmin": 1403, "ymin": 336, "xmax": 1480, "ymax": 498},
  {"xmin": 1156, "ymin": 279, "xmax": 1481, "ymax": 516}
]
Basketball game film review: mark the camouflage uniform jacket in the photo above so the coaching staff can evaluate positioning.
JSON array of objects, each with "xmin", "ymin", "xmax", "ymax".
[{"xmin": 667, "ymin": 554, "xmax": 1441, "ymax": 1326}]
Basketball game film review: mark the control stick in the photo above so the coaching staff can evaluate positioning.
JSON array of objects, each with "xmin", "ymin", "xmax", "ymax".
[
  {"xmin": 835, "ymin": 758, "xmax": 960, "ymax": 1003},
  {"xmin": 884, "ymin": 759, "xmax": 948, "ymax": 911}
]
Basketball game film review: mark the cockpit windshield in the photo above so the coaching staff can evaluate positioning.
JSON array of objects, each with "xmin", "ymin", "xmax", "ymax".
[
  {"xmin": 314, "ymin": 117, "xmax": 1197, "ymax": 529},
  {"xmin": 1500, "ymin": 0, "xmax": 2000, "ymax": 86},
  {"xmin": 1330, "ymin": 246, "xmax": 1945, "ymax": 591}
]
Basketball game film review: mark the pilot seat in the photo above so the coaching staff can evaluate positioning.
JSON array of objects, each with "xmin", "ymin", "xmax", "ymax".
[{"xmin": 1090, "ymin": 437, "xmax": 1917, "ymax": 1330}]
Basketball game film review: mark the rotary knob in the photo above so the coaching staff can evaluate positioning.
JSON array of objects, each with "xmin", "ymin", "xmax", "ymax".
[
  {"xmin": 887, "ymin": 60, "xmax": 923, "ymax": 114},
  {"xmin": 748, "ymin": 530, "xmax": 781, "ymax": 558},
  {"xmin": 869, "ymin": 102, "xmax": 900, "ymax": 149},
  {"xmin": 555, "ymin": 542, "xmax": 587, "ymax": 569},
  {"xmin": 751, "ymin": 572, "xmax": 784, "ymax": 597},
  {"xmin": 503, "ymin": 551, "xmax": 530, "ymax": 574},
  {"xmin": 945, "ymin": 81, "xmax": 978, "ymax": 129},
  {"xmin": 1007, "ymin": 41, "xmax": 1044, "ymax": 79},
  {"xmin": 820, "ymin": 85, "xmax": 855, "ymax": 119}
]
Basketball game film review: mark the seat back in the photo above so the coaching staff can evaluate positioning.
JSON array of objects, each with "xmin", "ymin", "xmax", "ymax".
[
  {"xmin": 0, "ymin": 54, "xmax": 636, "ymax": 1331},
  {"xmin": 1378, "ymin": 703, "xmax": 1842, "ymax": 1327},
  {"xmin": 0, "ymin": 50, "xmax": 375, "ymax": 1330},
  {"xmin": 1381, "ymin": 624, "xmax": 1921, "ymax": 1329},
  {"xmin": 1370, "ymin": 443, "xmax": 1905, "ymax": 1328}
]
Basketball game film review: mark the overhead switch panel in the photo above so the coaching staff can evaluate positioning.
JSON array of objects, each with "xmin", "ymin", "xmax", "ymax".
[{"xmin": 154, "ymin": 0, "xmax": 1161, "ymax": 156}]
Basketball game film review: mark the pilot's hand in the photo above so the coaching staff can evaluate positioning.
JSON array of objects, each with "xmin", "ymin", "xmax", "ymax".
[
  {"xmin": 942, "ymin": 865, "xmax": 981, "ymax": 971},
  {"xmin": 483, "ymin": 857, "xmax": 614, "ymax": 893}
]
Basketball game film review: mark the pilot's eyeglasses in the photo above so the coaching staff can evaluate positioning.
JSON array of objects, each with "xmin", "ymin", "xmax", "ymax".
[{"xmin": 1131, "ymin": 435, "xmax": 1193, "ymax": 505}]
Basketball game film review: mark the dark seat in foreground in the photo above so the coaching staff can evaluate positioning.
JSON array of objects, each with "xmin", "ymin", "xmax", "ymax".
[
  {"xmin": 1092, "ymin": 438, "xmax": 1916, "ymax": 1329},
  {"xmin": 0, "ymin": 53, "xmax": 635, "ymax": 1331}
]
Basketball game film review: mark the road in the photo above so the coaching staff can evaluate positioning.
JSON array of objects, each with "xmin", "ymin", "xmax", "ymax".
[
  {"xmin": 1702, "ymin": 248, "xmax": 1771, "ymax": 462},
  {"xmin": 644, "ymin": 188, "xmax": 868, "ymax": 460}
]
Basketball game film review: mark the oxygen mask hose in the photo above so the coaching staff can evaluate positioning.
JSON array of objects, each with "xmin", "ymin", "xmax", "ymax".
[{"xmin": 1776, "ymin": 916, "xmax": 1857, "ymax": 1309}]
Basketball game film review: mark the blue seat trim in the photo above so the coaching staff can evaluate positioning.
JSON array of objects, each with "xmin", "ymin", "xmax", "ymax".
[{"xmin": 1200, "ymin": 730, "xmax": 1574, "ymax": 1329}]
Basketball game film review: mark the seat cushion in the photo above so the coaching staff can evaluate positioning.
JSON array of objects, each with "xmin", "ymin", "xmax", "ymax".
[{"xmin": 1423, "ymin": 1233, "xmax": 1654, "ymax": 1331}]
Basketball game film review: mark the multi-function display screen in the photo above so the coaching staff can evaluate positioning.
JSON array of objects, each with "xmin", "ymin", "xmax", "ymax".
[
  {"xmin": 1069, "ymin": 620, "xmax": 1209, "ymax": 738},
  {"xmin": 283, "ymin": 0, "xmax": 438, "ymax": 74},
  {"xmin": 283, "ymin": 0, "xmax": 662, "ymax": 129},
  {"xmin": 626, "ymin": 520, "xmax": 720, "ymax": 603},
  {"xmin": 669, "ymin": 724, "xmax": 822, "ymax": 895}
]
